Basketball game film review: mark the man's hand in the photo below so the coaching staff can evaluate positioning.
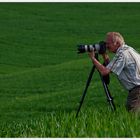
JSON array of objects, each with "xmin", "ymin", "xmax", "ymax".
[
  {"xmin": 88, "ymin": 51, "xmax": 95, "ymax": 60},
  {"xmin": 88, "ymin": 51, "xmax": 111, "ymax": 76}
]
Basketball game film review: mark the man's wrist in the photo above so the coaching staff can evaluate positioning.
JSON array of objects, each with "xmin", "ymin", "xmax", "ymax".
[
  {"xmin": 92, "ymin": 57, "xmax": 96, "ymax": 61},
  {"xmin": 92, "ymin": 57, "xmax": 98, "ymax": 65}
]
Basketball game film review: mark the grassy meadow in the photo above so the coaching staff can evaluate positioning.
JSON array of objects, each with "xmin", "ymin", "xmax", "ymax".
[{"xmin": 0, "ymin": 3, "xmax": 140, "ymax": 137}]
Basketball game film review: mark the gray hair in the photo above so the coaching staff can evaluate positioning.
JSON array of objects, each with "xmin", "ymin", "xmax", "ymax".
[{"xmin": 107, "ymin": 32, "xmax": 125, "ymax": 46}]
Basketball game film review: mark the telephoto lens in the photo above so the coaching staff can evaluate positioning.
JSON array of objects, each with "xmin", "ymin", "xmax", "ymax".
[{"xmin": 77, "ymin": 41, "xmax": 106, "ymax": 54}]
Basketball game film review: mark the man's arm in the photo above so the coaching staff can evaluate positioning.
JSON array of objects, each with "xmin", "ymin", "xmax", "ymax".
[{"xmin": 88, "ymin": 52, "xmax": 111, "ymax": 76}]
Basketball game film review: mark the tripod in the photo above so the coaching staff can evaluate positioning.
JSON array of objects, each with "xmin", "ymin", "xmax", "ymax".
[{"xmin": 76, "ymin": 53, "xmax": 116, "ymax": 118}]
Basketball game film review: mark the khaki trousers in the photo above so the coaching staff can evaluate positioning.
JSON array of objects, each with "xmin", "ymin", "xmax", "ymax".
[{"xmin": 126, "ymin": 86, "xmax": 140, "ymax": 112}]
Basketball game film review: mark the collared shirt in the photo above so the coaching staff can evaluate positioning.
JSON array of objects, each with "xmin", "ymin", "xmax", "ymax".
[{"xmin": 106, "ymin": 44, "xmax": 140, "ymax": 90}]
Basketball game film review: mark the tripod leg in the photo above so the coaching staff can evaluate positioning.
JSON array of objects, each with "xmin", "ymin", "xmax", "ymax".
[
  {"xmin": 98, "ymin": 72, "xmax": 116, "ymax": 111},
  {"xmin": 105, "ymin": 85, "xmax": 116, "ymax": 111},
  {"xmin": 76, "ymin": 65, "xmax": 96, "ymax": 118}
]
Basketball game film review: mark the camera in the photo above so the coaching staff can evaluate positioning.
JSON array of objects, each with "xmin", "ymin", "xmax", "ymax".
[{"xmin": 77, "ymin": 41, "xmax": 106, "ymax": 54}]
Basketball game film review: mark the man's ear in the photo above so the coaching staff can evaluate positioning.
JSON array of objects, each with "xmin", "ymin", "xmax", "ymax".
[{"xmin": 116, "ymin": 41, "xmax": 120, "ymax": 47}]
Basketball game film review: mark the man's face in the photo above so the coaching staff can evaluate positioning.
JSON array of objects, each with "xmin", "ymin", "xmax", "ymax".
[{"xmin": 106, "ymin": 36, "xmax": 116, "ymax": 53}]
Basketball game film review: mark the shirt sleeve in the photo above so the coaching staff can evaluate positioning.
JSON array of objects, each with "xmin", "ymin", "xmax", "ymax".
[{"xmin": 106, "ymin": 53, "xmax": 125, "ymax": 76}]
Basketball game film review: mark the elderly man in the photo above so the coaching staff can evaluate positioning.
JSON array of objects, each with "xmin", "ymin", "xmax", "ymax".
[{"xmin": 88, "ymin": 32, "xmax": 140, "ymax": 112}]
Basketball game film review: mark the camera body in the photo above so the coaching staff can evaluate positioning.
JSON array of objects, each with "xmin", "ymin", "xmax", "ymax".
[{"xmin": 77, "ymin": 41, "xmax": 106, "ymax": 54}]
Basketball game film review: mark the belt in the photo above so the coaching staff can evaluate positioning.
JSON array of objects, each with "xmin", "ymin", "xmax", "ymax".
[{"xmin": 129, "ymin": 85, "xmax": 140, "ymax": 92}]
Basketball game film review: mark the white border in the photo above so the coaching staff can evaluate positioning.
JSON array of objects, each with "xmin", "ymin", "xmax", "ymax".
[{"xmin": 0, "ymin": 0, "xmax": 140, "ymax": 2}]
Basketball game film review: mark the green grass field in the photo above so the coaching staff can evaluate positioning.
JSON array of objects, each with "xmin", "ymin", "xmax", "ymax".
[{"xmin": 0, "ymin": 3, "xmax": 140, "ymax": 137}]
